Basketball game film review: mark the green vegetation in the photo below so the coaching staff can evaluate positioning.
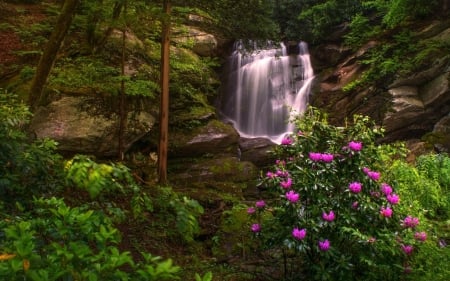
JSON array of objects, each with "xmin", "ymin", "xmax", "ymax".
[
  {"xmin": 0, "ymin": 92, "xmax": 208, "ymax": 280},
  {"xmin": 1, "ymin": 0, "xmax": 449, "ymax": 280},
  {"xmin": 246, "ymin": 107, "xmax": 449, "ymax": 280}
]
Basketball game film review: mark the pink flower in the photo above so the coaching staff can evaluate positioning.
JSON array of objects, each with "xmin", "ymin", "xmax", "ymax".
[
  {"xmin": 247, "ymin": 207, "xmax": 255, "ymax": 214},
  {"xmin": 348, "ymin": 141, "xmax": 363, "ymax": 151},
  {"xmin": 309, "ymin": 152, "xmax": 322, "ymax": 162},
  {"xmin": 321, "ymin": 153, "xmax": 334, "ymax": 163},
  {"xmin": 401, "ymin": 244, "xmax": 414, "ymax": 255},
  {"xmin": 292, "ymin": 228, "xmax": 306, "ymax": 240},
  {"xmin": 255, "ymin": 200, "xmax": 266, "ymax": 208},
  {"xmin": 381, "ymin": 183, "xmax": 393, "ymax": 195},
  {"xmin": 362, "ymin": 167, "xmax": 371, "ymax": 174},
  {"xmin": 318, "ymin": 239, "xmax": 330, "ymax": 251},
  {"xmin": 251, "ymin": 223, "xmax": 261, "ymax": 232},
  {"xmin": 380, "ymin": 206, "xmax": 393, "ymax": 218},
  {"xmin": 266, "ymin": 171, "xmax": 276, "ymax": 179},
  {"xmin": 352, "ymin": 201, "xmax": 359, "ymax": 209},
  {"xmin": 322, "ymin": 210, "xmax": 335, "ymax": 222},
  {"xmin": 276, "ymin": 169, "xmax": 289, "ymax": 177},
  {"xmin": 285, "ymin": 190, "xmax": 300, "ymax": 203},
  {"xmin": 349, "ymin": 182, "xmax": 362, "ymax": 193},
  {"xmin": 386, "ymin": 193, "xmax": 400, "ymax": 205},
  {"xmin": 281, "ymin": 136, "xmax": 293, "ymax": 145},
  {"xmin": 367, "ymin": 171, "xmax": 380, "ymax": 181},
  {"xmin": 280, "ymin": 178, "xmax": 293, "ymax": 189},
  {"xmin": 414, "ymin": 231, "xmax": 427, "ymax": 242},
  {"xmin": 402, "ymin": 216, "xmax": 419, "ymax": 228}
]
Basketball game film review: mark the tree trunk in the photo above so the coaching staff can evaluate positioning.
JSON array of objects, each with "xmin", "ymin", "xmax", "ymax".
[
  {"xmin": 29, "ymin": 0, "xmax": 79, "ymax": 108},
  {"xmin": 118, "ymin": 9, "xmax": 127, "ymax": 161},
  {"xmin": 158, "ymin": 0, "xmax": 171, "ymax": 184}
]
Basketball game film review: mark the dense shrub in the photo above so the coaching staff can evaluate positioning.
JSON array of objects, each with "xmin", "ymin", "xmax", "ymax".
[
  {"xmin": 0, "ymin": 90, "xmax": 64, "ymax": 211},
  {"xmin": 246, "ymin": 107, "xmax": 442, "ymax": 280}
]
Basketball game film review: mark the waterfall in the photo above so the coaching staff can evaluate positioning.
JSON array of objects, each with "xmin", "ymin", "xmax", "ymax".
[{"xmin": 219, "ymin": 41, "xmax": 314, "ymax": 144}]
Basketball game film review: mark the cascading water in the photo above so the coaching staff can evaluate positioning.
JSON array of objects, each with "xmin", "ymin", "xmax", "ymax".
[{"xmin": 219, "ymin": 41, "xmax": 314, "ymax": 144}]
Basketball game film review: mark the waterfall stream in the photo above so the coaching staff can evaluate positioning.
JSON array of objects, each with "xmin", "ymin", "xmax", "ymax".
[{"xmin": 219, "ymin": 41, "xmax": 314, "ymax": 144}]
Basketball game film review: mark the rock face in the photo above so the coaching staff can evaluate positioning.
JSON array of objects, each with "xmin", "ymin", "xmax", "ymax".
[
  {"xmin": 29, "ymin": 95, "xmax": 155, "ymax": 157},
  {"xmin": 169, "ymin": 120, "xmax": 240, "ymax": 157},
  {"xmin": 172, "ymin": 26, "xmax": 218, "ymax": 57},
  {"xmin": 310, "ymin": 22, "xmax": 450, "ymax": 151}
]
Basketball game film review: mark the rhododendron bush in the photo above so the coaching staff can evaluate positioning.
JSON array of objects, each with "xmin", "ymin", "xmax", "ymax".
[{"xmin": 247, "ymin": 108, "xmax": 428, "ymax": 281}]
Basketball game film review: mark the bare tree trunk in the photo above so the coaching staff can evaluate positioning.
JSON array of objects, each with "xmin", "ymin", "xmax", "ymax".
[
  {"xmin": 158, "ymin": 0, "xmax": 171, "ymax": 184},
  {"xmin": 118, "ymin": 6, "xmax": 127, "ymax": 161},
  {"xmin": 29, "ymin": 0, "xmax": 79, "ymax": 108}
]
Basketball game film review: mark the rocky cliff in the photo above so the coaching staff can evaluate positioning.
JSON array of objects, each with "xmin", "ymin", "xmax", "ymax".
[{"xmin": 310, "ymin": 20, "xmax": 450, "ymax": 153}]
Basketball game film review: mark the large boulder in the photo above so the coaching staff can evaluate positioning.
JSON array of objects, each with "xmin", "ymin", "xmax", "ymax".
[
  {"xmin": 169, "ymin": 120, "xmax": 240, "ymax": 157},
  {"xmin": 29, "ymin": 95, "xmax": 155, "ymax": 157},
  {"xmin": 172, "ymin": 26, "xmax": 218, "ymax": 57}
]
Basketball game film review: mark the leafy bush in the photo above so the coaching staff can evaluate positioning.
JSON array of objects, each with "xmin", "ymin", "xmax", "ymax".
[
  {"xmin": 0, "ymin": 197, "xmax": 181, "ymax": 281},
  {"xmin": 0, "ymin": 90, "xmax": 64, "ymax": 210},
  {"xmin": 246, "ymin": 107, "xmax": 431, "ymax": 280}
]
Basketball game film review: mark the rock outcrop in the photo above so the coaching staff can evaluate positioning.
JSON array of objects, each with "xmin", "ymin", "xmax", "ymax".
[
  {"xmin": 311, "ymin": 21, "xmax": 450, "ymax": 152},
  {"xmin": 29, "ymin": 95, "xmax": 155, "ymax": 157}
]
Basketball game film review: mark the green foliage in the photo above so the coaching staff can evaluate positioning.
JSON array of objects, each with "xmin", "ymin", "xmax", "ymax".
[
  {"xmin": 195, "ymin": 271, "xmax": 213, "ymax": 281},
  {"xmin": 65, "ymin": 155, "xmax": 138, "ymax": 199},
  {"xmin": 0, "ymin": 197, "xmax": 181, "ymax": 281},
  {"xmin": 49, "ymin": 57, "xmax": 119, "ymax": 92},
  {"xmin": 386, "ymin": 153, "xmax": 450, "ymax": 220},
  {"xmin": 247, "ymin": 107, "xmax": 434, "ymax": 280},
  {"xmin": 152, "ymin": 186, "xmax": 204, "ymax": 244},
  {"xmin": 0, "ymin": 90, "xmax": 64, "ymax": 210}
]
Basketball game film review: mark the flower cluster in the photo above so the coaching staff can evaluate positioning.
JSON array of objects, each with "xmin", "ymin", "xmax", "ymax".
[
  {"xmin": 309, "ymin": 152, "xmax": 334, "ymax": 163},
  {"xmin": 247, "ymin": 113, "xmax": 429, "ymax": 278}
]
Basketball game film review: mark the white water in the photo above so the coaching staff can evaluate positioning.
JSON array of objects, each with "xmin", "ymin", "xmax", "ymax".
[{"xmin": 219, "ymin": 41, "xmax": 314, "ymax": 144}]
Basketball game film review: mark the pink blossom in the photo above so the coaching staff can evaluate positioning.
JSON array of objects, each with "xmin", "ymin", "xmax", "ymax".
[
  {"xmin": 414, "ymin": 231, "xmax": 427, "ymax": 242},
  {"xmin": 285, "ymin": 190, "xmax": 300, "ymax": 203},
  {"xmin": 292, "ymin": 228, "xmax": 306, "ymax": 240},
  {"xmin": 280, "ymin": 178, "xmax": 293, "ymax": 189},
  {"xmin": 266, "ymin": 171, "xmax": 276, "ymax": 179},
  {"xmin": 321, "ymin": 153, "xmax": 334, "ymax": 163},
  {"xmin": 247, "ymin": 207, "xmax": 255, "ymax": 214},
  {"xmin": 367, "ymin": 171, "xmax": 381, "ymax": 181},
  {"xmin": 362, "ymin": 167, "xmax": 371, "ymax": 174},
  {"xmin": 281, "ymin": 136, "xmax": 293, "ymax": 145},
  {"xmin": 255, "ymin": 200, "xmax": 266, "ymax": 208},
  {"xmin": 381, "ymin": 183, "xmax": 393, "ymax": 195},
  {"xmin": 401, "ymin": 244, "xmax": 414, "ymax": 255},
  {"xmin": 380, "ymin": 206, "xmax": 393, "ymax": 218},
  {"xmin": 318, "ymin": 239, "xmax": 330, "ymax": 251},
  {"xmin": 386, "ymin": 193, "xmax": 400, "ymax": 205},
  {"xmin": 251, "ymin": 224, "xmax": 261, "ymax": 232},
  {"xmin": 352, "ymin": 201, "xmax": 359, "ymax": 209},
  {"xmin": 309, "ymin": 152, "xmax": 322, "ymax": 162},
  {"xmin": 349, "ymin": 182, "xmax": 362, "ymax": 193},
  {"xmin": 276, "ymin": 169, "xmax": 289, "ymax": 177},
  {"xmin": 322, "ymin": 210, "xmax": 336, "ymax": 222},
  {"xmin": 348, "ymin": 141, "xmax": 363, "ymax": 151},
  {"xmin": 402, "ymin": 216, "xmax": 419, "ymax": 228}
]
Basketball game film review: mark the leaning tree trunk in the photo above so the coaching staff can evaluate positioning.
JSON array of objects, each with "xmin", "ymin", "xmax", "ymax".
[
  {"xmin": 29, "ymin": 0, "xmax": 79, "ymax": 108},
  {"xmin": 157, "ymin": 0, "xmax": 171, "ymax": 184}
]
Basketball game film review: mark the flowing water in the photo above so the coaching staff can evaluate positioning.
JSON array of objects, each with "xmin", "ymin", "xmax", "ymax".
[{"xmin": 219, "ymin": 41, "xmax": 314, "ymax": 144}]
